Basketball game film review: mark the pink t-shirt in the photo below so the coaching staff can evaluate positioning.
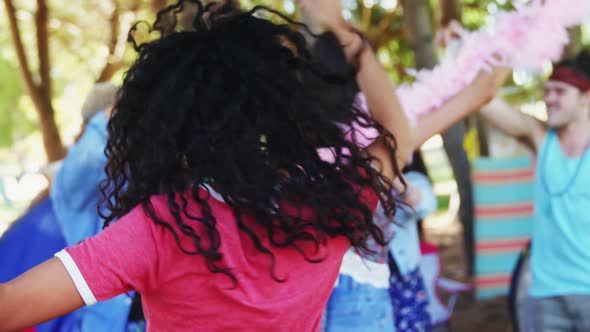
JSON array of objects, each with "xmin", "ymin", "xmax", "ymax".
[{"xmin": 56, "ymin": 186, "xmax": 377, "ymax": 331}]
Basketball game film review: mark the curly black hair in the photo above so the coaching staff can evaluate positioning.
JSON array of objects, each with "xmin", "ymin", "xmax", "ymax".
[{"xmin": 100, "ymin": 0, "xmax": 402, "ymax": 284}]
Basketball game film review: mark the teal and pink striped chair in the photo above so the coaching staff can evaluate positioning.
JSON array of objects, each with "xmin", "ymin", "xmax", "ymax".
[{"xmin": 472, "ymin": 156, "xmax": 534, "ymax": 299}]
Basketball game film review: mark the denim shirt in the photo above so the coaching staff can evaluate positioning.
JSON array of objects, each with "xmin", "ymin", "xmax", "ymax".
[
  {"xmin": 51, "ymin": 112, "xmax": 132, "ymax": 332},
  {"xmin": 387, "ymin": 172, "xmax": 437, "ymax": 276},
  {"xmin": 51, "ymin": 113, "xmax": 109, "ymax": 245}
]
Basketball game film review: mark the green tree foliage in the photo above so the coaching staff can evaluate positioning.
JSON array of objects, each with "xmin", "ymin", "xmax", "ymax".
[
  {"xmin": 0, "ymin": 56, "xmax": 34, "ymax": 147},
  {"xmin": 0, "ymin": 0, "xmax": 156, "ymax": 156},
  {"xmin": 0, "ymin": 0, "xmax": 588, "ymax": 159}
]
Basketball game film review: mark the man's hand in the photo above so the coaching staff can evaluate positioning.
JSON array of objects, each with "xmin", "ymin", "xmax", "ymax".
[{"xmin": 471, "ymin": 66, "xmax": 512, "ymax": 105}]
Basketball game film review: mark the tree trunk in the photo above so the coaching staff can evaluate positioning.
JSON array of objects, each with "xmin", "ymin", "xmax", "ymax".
[
  {"xmin": 151, "ymin": 0, "xmax": 167, "ymax": 13},
  {"xmin": 97, "ymin": 0, "xmax": 124, "ymax": 82},
  {"xmin": 439, "ymin": 0, "xmax": 462, "ymax": 27},
  {"xmin": 403, "ymin": 0, "xmax": 475, "ymax": 276},
  {"xmin": 402, "ymin": 0, "xmax": 437, "ymax": 68},
  {"xmin": 3, "ymin": 0, "xmax": 65, "ymax": 162},
  {"xmin": 440, "ymin": 0, "xmax": 475, "ymax": 277},
  {"xmin": 36, "ymin": 95, "xmax": 65, "ymax": 162},
  {"xmin": 36, "ymin": 0, "xmax": 51, "ymax": 95},
  {"xmin": 563, "ymin": 26, "xmax": 583, "ymax": 59},
  {"xmin": 474, "ymin": 113, "xmax": 489, "ymax": 156}
]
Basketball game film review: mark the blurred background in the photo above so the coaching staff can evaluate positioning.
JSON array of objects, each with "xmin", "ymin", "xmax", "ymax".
[{"xmin": 0, "ymin": 1, "xmax": 588, "ymax": 331}]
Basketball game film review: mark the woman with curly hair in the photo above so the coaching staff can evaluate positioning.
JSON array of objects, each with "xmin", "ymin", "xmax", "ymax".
[{"xmin": 0, "ymin": 0, "xmax": 412, "ymax": 331}]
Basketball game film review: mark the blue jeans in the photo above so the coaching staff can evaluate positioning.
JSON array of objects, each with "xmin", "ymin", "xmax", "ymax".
[
  {"xmin": 532, "ymin": 295, "xmax": 590, "ymax": 331},
  {"xmin": 325, "ymin": 275, "xmax": 395, "ymax": 332}
]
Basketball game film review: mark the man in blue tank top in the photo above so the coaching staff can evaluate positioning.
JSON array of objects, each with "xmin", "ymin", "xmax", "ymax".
[{"xmin": 480, "ymin": 51, "xmax": 590, "ymax": 331}]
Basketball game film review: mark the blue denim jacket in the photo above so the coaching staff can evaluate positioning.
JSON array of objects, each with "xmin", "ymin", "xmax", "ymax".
[
  {"xmin": 51, "ymin": 112, "xmax": 133, "ymax": 332},
  {"xmin": 388, "ymin": 171, "xmax": 437, "ymax": 276}
]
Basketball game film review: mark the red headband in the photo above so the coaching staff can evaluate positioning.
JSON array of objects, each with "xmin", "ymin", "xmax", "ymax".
[{"xmin": 549, "ymin": 66, "xmax": 590, "ymax": 92}]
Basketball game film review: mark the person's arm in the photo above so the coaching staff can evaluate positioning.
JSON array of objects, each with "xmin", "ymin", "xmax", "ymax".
[
  {"xmin": 0, "ymin": 206, "xmax": 158, "ymax": 331},
  {"xmin": 297, "ymin": 0, "xmax": 412, "ymax": 180},
  {"xmin": 350, "ymin": 35, "xmax": 412, "ymax": 177},
  {"xmin": 0, "ymin": 258, "xmax": 84, "ymax": 332},
  {"xmin": 426, "ymin": 20, "xmax": 544, "ymax": 148},
  {"xmin": 479, "ymin": 97, "xmax": 546, "ymax": 150},
  {"xmin": 412, "ymin": 67, "xmax": 512, "ymax": 148}
]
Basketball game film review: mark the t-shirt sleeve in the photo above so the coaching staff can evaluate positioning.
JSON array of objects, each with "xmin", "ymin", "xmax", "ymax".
[{"xmin": 54, "ymin": 206, "xmax": 160, "ymax": 305}]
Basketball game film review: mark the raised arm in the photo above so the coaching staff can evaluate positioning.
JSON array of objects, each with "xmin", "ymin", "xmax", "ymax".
[
  {"xmin": 479, "ymin": 97, "xmax": 546, "ymax": 150},
  {"xmin": 423, "ymin": 21, "xmax": 546, "ymax": 150},
  {"xmin": 297, "ymin": 0, "xmax": 412, "ymax": 180},
  {"xmin": 350, "ymin": 33, "xmax": 413, "ymax": 176},
  {"xmin": 412, "ymin": 67, "xmax": 513, "ymax": 148},
  {"xmin": 0, "ymin": 204, "xmax": 158, "ymax": 331}
]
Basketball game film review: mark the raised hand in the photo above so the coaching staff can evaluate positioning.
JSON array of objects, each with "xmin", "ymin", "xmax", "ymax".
[{"xmin": 295, "ymin": 0, "xmax": 346, "ymax": 32}]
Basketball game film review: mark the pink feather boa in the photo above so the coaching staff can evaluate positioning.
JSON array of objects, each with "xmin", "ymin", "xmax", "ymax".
[{"xmin": 397, "ymin": 0, "xmax": 590, "ymax": 125}]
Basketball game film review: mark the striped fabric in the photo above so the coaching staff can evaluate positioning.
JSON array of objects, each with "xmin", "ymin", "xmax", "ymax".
[{"xmin": 472, "ymin": 156, "xmax": 534, "ymax": 299}]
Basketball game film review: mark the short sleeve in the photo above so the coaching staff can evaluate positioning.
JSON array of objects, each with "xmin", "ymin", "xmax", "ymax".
[{"xmin": 55, "ymin": 206, "xmax": 159, "ymax": 305}]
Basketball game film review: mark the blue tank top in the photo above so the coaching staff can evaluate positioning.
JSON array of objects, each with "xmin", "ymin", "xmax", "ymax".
[{"xmin": 530, "ymin": 130, "xmax": 590, "ymax": 298}]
